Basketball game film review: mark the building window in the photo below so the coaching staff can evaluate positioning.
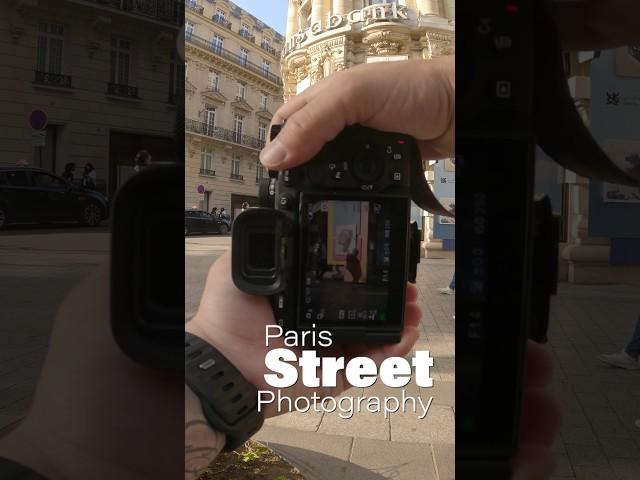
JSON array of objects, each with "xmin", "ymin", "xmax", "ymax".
[
  {"xmin": 261, "ymin": 59, "xmax": 270, "ymax": 75},
  {"xmin": 169, "ymin": 51, "xmax": 184, "ymax": 103},
  {"xmin": 237, "ymin": 82, "xmax": 246, "ymax": 100},
  {"xmin": 208, "ymin": 69, "xmax": 219, "ymax": 90},
  {"xmin": 240, "ymin": 23, "xmax": 251, "ymax": 38},
  {"xmin": 239, "ymin": 47, "xmax": 248, "ymax": 65},
  {"xmin": 213, "ymin": 8, "xmax": 226, "ymax": 24},
  {"xmin": 110, "ymin": 37, "xmax": 132, "ymax": 86},
  {"xmin": 231, "ymin": 154, "xmax": 242, "ymax": 180},
  {"xmin": 37, "ymin": 22, "xmax": 65, "ymax": 75},
  {"xmin": 200, "ymin": 146, "xmax": 214, "ymax": 175},
  {"xmin": 256, "ymin": 161, "xmax": 266, "ymax": 183},
  {"xmin": 185, "ymin": 21, "xmax": 194, "ymax": 40},
  {"xmin": 233, "ymin": 113, "xmax": 244, "ymax": 142},
  {"xmin": 258, "ymin": 121, "xmax": 267, "ymax": 146},
  {"xmin": 204, "ymin": 107, "xmax": 215, "ymax": 135},
  {"xmin": 259, "ymin": 92, "xmax": 267, "ymax": 109},
  {"xmin": 212, "ymin": 35, "xmax": 223, "ymax": 53}
]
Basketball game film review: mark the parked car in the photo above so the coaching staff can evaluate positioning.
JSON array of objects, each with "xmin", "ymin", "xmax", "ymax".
[
  {"xmin": 185, "ymin": 210, "xmax": 229, "ymax": 235},
  {"xmin": 0, "ymin": 166, "xmax": 109, "ymax": 230}
]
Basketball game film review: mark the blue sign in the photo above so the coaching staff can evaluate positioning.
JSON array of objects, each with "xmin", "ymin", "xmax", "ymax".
[
  {"xmin": 433, "ymin": 159, "xmax": 455, "ymax": 244},
  {"xmin": 29, "ymin": 109, "xmax": 48, "ymax": 131}
]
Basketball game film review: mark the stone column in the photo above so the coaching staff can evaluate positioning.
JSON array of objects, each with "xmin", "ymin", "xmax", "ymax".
[
  {"xmin": 311, "ymin": 0, "xmax": 327, "ymax": 26},
  {"xmin": 442, "ymin": 0, "xmax": 455, "ymax": 21},
  {"xmin": 286, "ymin": 0, "xmax": 299, "ymax": 39},
  {"xmin": 417, "ymin": 0, "xmax": 440, "ymax": 16},
  {"xmin": 332, "ymin": 0, "xmax": 351, "ymax": 16}
]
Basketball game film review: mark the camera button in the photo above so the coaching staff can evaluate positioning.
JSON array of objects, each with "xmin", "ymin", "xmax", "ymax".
[
  {"xmin": 283, "ymin": 169, "xmax": 295, "ymax": 185},
  {"xmin": 276, "ymin": 294, "xmax": 285, "ymax": 310},
  {"xmin": 391, "ymin": 172, "xmax": 402, "ymax": 182},
  {"xmin": 279, "ymin": 194, "xmax": 293, "ymax": 209}
]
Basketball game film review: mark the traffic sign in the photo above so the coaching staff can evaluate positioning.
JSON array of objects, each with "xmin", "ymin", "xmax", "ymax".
[
  {"xmin": 197, "ymin": 185, "xmax": 205, "ymax": 194},
  {"xmin": 29, "ymin": 109, "xmax": 48, "ymax": 131}
]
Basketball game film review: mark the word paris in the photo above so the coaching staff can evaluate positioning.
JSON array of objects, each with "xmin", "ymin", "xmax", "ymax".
[
  {"xmin": 259, "ymin": 325, "xmax": 435, "ymax": 419},
  {"xmin": 284, "ymin": 2, "xmax": 410, "ymax": 53}
]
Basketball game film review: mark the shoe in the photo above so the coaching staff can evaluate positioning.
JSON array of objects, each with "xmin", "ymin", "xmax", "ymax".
[
  {"xmin": 437, "ymin": 287, "xmax": 455, "ymax": 295},
  {"xmin": 597, "ymin": 351, "xmax": 639, "ymax": 370}
]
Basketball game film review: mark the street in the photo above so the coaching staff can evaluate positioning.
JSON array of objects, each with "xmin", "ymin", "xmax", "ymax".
[{"xmin": 0, "ymin": 226, "xmax": 109, "ymax": 433}]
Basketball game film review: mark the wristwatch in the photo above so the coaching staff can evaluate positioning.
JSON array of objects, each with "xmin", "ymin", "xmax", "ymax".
[{"xmin": 185, "ymin": 332, "xmax": 264, "ymax": 451}]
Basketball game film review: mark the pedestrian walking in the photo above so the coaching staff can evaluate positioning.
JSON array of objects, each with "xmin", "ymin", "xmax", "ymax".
[
  {"xmin": 133, "ymin": 149, "xmax": 152, "ymax": 173},
  {"xmin": 598, "ymin": 315, "xmax": 640, "ymax": 370}
]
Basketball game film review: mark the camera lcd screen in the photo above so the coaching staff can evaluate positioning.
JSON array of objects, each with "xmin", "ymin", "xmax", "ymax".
[{"xmin": 299, "ymin": 195, "xmax": 409, "ymax": 327}]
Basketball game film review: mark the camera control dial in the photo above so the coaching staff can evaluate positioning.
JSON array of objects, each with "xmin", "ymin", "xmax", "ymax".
[{"xmin": 351, "ymin": 142, "xmax": 385, "ymax": 184}]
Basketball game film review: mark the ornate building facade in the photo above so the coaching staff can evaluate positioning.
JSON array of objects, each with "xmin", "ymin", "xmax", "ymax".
[
  {"xmin": 185, "ymin": 0, "xmax": 284, "ymax": 217},
  {"xmin": 282, "ymin": 0, "xmax": 454, "ymax": 100},
  {"xmin": 282, "ymin": 0, "xmax": 454, "ymax": 251}
]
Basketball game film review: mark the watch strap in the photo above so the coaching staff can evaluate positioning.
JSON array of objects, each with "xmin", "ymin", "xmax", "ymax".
[{"xmin": 185, "ymin": 332, "xmax": 264, "ymax": 451}]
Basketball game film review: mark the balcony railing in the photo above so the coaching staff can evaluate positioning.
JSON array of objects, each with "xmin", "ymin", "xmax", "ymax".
[
  {"xmin": 89, "ymin": 0, "xmax": 182, "ymax": 25},
  {"xmin": 186, "ymin": 119, "xmax": 266, "ymax": 150},
  {"xmin": 230, "ymin": 173, "xmax": 244, "ymax": 181},
  {"xmin": 185, "ymin": 0, "xmax": 203, "ymax": 14},
  {"xmin": 107, "ymin": 82, "xmax": 139, "ymax": 98},
  {"xmin": 212, "ymin": 14, "xmax": 232, "ymax": 29},
  {"xmin": 239, "ymin": 30, "xmax": 255, "ymax": 43},
  {"xmin": 34, "ymin": 71, "xmax": 72, "ymax": 88},
  {"xmin": 199, "ymin": 168, "xmax": 216, "ymax": 176},
  {"xmin": 187, "ymin": 34, "xmax": 282, "ymax": 85},
  {"xmin": 260, "ymin": 42, "xmax": 277, "ymax": 56}
]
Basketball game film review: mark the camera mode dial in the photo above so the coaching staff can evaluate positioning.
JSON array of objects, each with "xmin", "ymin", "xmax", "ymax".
[{"xmin": 351, "ymin": 142, "xmax": 385, "ymax": 184}]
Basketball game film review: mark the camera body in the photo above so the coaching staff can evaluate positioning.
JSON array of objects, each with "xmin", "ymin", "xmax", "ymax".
[{"xmin": 232, "ymin": 125, "xmax": 434, "ymax": 343}]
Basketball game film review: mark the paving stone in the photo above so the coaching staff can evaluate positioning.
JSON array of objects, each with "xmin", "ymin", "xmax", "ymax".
[
  {"xmin": 566, "ymin": 443, "xmax": 610, "ymax": 468},
  {"xmin": 554, "ymin": 454, "xmax": 575, "ymax": 477},
  {"xmin": 265, "ymin": 410, "xmax": 324, "ymax": 432},
  {"xmin": 319, "ymin": 408, "xmax": 389, "ymax": 441},
  {"xmin": 572, "ymin": 465, "xmax": 618, "ymax": 480},
  {"xmin": 390, "ymin": 405, "xmax": 453, "ymax": 444}
]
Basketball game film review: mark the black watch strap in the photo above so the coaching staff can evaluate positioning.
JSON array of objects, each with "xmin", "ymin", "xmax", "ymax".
[{"xmin": 185, "ymin": 332, "xmax": 264, "ymax": 451}]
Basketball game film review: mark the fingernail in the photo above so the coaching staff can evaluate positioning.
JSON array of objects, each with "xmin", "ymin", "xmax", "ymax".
[{"xmin": 260, "ymin": 138, "xmax": 287, "ymax": 167}]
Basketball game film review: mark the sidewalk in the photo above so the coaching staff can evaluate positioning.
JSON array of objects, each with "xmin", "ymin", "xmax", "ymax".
[
  {"xmin": 254, "ymin": 258, "xmax": 456, "ymax": 480},
  {"xmin": 547, "ymin": 282, "xmax": 640, "ymax": 480}
]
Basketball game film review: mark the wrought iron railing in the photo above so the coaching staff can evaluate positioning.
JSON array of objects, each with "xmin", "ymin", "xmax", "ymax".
[
  {"xmin": 212, "ymin": 14, "xmax": 232, "ymax": 29},
  {"xmin": 107, "ymin": 82, "xmax": 139, "ymax": 98},
  {"xmin": 260, "ymin": 41, "xmax": 277, "ymax": 56},
  {"xmin": 88, "ymin": 0, "xmax": 182, "ymax": 25},
  {"xmin": 239, "ymin": 30, "xmax": 255, "ymax": 43},
  {"xmin": 186, "ymin": 119, "xmax": 266, "ymax": 150},
  {"xmin": 199, "ymin": 168, "xmax": 216, "ymax": 176},
  {"xmin": 187, "ymin": 34, "xmax": 282, "ymax": 85},
  {"xmin": 230, "ymin": 173, "xmax": 244, "ymax": 181},
  {"xmin": 185, "ymin": 0, "xmax": 203, "ymax": 14},
  {"xmin": 34, "ymin": 71, "xmax": 72, "ymax": 88}
]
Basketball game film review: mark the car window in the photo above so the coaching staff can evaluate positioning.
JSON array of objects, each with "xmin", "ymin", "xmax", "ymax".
[
  {"xmin": 6, "ymin": 171, "xmax": 30, "ymax": 186},
  {"xmin": 32, "ymin": 172, "xmax": 67, "ymax": 188}
]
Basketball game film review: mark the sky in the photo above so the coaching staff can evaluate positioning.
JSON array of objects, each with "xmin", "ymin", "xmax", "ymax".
[{"xmin": 229, "ymin": 0, "xmax": 289, "ymax": 36}]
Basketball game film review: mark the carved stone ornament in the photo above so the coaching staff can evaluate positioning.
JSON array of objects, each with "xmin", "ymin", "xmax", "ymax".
[
  {"xmin": 426, "ymin": 32, "xmax": 455, "ymax": 58},
  {"xmin": 362, "ymin": 29, "xmax": 408, "ymax": 56}
]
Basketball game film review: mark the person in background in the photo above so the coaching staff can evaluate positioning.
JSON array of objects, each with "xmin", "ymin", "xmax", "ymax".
[
  {"xmin": 241, "ymin": 201, "xmax": 249, "ymax": 212},
  {"xmin": 219, "ymin": 208, "xmax": 231, "ymax": 222},
  {"xmin": 210, "ymin": 207, "xmax": 218, "ymax": 217},
  {"xmin": 133, "ymin": 150, "xmax": 152, "ymax": 173},
  {"xmin": 438, "ymin": 273, "xmax": 455, "ymax": 295},
  {"xmin": 81, "ymin": 162, "xmax": 97, "ymax": 190},
  {"xmin": 61, "ymin": 162, "xmax": 76, "ymax": 183},
  {"xmin": 598, "ymin": 315, "xmax": 640, "ymax": 370}
]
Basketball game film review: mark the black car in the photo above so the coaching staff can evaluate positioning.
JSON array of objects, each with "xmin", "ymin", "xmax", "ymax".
[
  {"xmin": 185, "ymin": 210, "xmax": 229, "ymax": 235},
  {"xmin": 0, "ymin": 166, "xmax": 108, "ymax": 229}
]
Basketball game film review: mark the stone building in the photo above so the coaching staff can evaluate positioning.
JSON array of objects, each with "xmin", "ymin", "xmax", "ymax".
[
  {"xmin": 185, "ymin": 0, "xmax": 284, "ymax": 217},
  {"xmin": 0, "ymin": 0, "xmax": 183, "ymax": 198},
  {"xmin": 281, "ymin": 0, "xmax": 454, "ymax": 100},
  {"xmin": 282, "ymin": 0, "xmax": 454, "ymax": 251}
]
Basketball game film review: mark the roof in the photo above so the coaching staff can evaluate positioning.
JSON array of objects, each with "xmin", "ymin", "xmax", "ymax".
[{"xmin": 227, "ymin": 0, "xmax": 284, "ymax": 41}]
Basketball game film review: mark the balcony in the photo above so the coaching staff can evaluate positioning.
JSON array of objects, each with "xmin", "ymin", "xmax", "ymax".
[
  {"xmin": 239, "ymin": 30, "xmax": 255, "ymax": 43},
  {"xmin": 107, "ymin": 82, "xmax": 139, "ymax": 98},
  {"xmin": 186, "ymin": 119, "xmax": 265, "ymax": 150},
  {"xmin": 187, "ymin": 34, "xmax": 282, "ymax": 85},
  {"xmin": 185, "ymin": 0, "xmax": 203, "ymax": 14},
  {"xmin": 199, "ymin": 168, "xmax": 216, "ymax": 176},
  {"xmin": 212, "ymin": 14, "xmax": 232, "ymax": 29},
  {"xmin": 88, "ymin": 0, "xmax": 182, "ymax": 25},
  {"xmin": 230, "ymin": 173, "xmax": 244, "ymax": 181},
  {"xmin": 34, "ymin": 71, "xmax": 72, "ymax": 88},
  {"xmin": 260, "ymin": 41, "xmax": 277, "ymax": 56}
]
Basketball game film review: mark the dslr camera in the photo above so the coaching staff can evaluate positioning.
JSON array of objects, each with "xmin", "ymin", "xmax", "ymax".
[{"xmin": 231, "ymin": 124, "xmax": 450, "ymax": 343}]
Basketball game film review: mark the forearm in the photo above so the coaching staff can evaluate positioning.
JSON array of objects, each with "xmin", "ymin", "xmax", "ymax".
[{"xmin": 185, "ymin": 386, "xmax": 226, "ymax": 480}]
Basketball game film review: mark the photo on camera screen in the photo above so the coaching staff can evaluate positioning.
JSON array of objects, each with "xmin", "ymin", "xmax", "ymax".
[{"xmin": 299, "ymin": 196, "xmax": 408, "ymax": 326}]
